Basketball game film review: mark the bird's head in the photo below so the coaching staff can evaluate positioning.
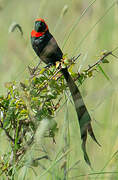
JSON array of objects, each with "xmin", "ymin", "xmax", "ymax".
[{"xmin": 34, "ymin": 18, "xmax": 48, "ymax": 33}]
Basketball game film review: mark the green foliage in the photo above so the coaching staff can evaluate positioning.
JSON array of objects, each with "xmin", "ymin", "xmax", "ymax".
[
  {"xmin": 0, "ymin": 51, "xmax": 113, "ymax": 178},
  {"xmin": 0, "ymin": 62, "xmax": 67, "ymax": 178}
]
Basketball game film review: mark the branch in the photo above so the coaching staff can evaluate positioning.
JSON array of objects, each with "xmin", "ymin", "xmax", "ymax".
[
  {"xmin": 84, "ymin": 51, "xmax": 112, "ymax": 72},
  {"xmin": 0, "ymin": 120, "xmax": 14, "ymax": 143},
  {"xmin": 36, "ymin": 51, "xmax": 114, "ymax": 94},
  {"xmin": 74, "ymin": 51, "xmax": 113, "ymax": 81},
  {"xmin": 36, "ymin": 54, "xmax": 81, "ymax": 94}
]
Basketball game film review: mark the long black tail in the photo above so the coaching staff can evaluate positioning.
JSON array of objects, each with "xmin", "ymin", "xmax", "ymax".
[{"xmin": 62, "ymin": 68, "xmax": 100, "ymax": 166}]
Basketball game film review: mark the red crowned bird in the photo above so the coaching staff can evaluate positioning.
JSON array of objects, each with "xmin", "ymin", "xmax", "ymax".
[{"xmin": 31, "ymin": 18, "xmax": 100, "ymax": 166}]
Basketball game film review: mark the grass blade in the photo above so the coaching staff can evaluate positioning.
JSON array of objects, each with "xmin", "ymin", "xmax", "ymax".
[
  {"xmin": 97, "ymin": 64, "xmax": 110, "ymax": 81},
  {"xmin": 73, "ymin": 0, "xmax": 117, "ymax": 55},
  {"xmin": 62, "ymin": 0, "xmax": 98, "ymax": 49}
]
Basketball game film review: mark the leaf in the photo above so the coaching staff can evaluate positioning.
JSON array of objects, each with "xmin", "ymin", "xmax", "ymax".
[
  {"xmin": 78, "ymin": 74, "xmax": 85, "ymax": 85},
  {"xmin": 63, "ymin": 59, "xmax": 69, "ymax": 65},
  {"xmin": 20, "ymin": 82, "xmax": 27, "ymax": 90},
  {"xmin": 56, "ymin": 61, "xmax": 60, "ymax": 68},
  {"xmin": 49, "ymin": 119, "xmax": 58, "ymax": 138},
  {"xmin": 97, "ymin": 64, "xmax": 110, "ymax": 81},
  {"xmin": 61, "ymin": 62, "xmax": 66, "ymax": 69},
  {"xmin": 68, "ymin": 64, "xmax": 74, "ymax": 73},
  {"xmin": 3, "ymin": 108, "xmax": 13, "ymax": 128},
  {"xmin": 39, "ymin": 68, "xmax": 46, "ymax": 74},
  {"xmin": 102, "ymin": 59, "xmax": 109, "ymax": 63},
  {"xmin": 62, "ymin": 54, "xmax": 68, "ymax": 59},
  {"xmin": 101, "ymin": 50, "xmax": 108, "ymax": 56},
  {"xmin": 88, "ymin": 71, "xmax": 93, "ymax": 77}
]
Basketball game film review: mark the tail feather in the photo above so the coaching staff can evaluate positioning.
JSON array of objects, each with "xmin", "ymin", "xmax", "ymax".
[
  {"xmin": 62, "ymin": 68, "xmax": 100, "ymax": 165},
  {"xmin": 88, "ymin": 123, "xmax": 101, "ymax": 147}
]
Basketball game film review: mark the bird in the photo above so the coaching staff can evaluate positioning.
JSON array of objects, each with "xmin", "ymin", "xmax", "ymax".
[{"xmin": 31, "ymin": 18, "xmax": 100, "ymax": 166}]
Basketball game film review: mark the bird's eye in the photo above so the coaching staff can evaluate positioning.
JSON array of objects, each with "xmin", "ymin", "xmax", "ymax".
[{"xmin": 35, "ymin": 21, "xmax": 47, "ymax": 32}]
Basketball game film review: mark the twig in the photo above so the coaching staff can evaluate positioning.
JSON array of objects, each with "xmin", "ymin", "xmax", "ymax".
[
  {"xmin": 37, "ymin": 54, "xmax": 81, "ymax": 94},
  {"xmin": 33, "ymin": 155, "xmax": 49, "ymax": 161},
  {"xmin": 0, "ymin": 120, "xmax": 14, "ymax": 143},
  {"xmin": 37, "ymin": 51, "xmax": 113, "ymax": 95},
  {"xmin": 74, "ymin": 51, "xmax": 112, "ymax": 81},
  {"xmin": 30, "ymin": 53, "xmax": 81, "ymax": 79},
  {"xmin": 55, "ymin": 50, "xmax": 115, "ymax": 114},
  {"xmin": 85, "ymin": 51, "xmax": 112, "ymax": 72}
]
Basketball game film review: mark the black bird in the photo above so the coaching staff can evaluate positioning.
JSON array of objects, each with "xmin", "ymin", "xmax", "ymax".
[{"xmin": 31, "ymin": 18, "xmax": 100, "ymax": 166}]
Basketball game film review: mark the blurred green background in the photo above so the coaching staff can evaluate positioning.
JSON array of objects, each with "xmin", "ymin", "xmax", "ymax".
[{"xmin": 0, "ymin": 0, "xmax": 118, "ymax": 179}]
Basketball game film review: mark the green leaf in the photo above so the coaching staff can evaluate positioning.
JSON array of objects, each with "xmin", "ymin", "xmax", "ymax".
[
  {"xmin": 102, "ymin": 59, "xmax": 109, "ymax": 63},
  {"xmin": 78, "ymin": 74, "xmax": 85, "ymax": 85},
  {"xmin": 3, "ymin": 108, "xmax": 14, "ymax": 128},
  {"xmin": 63, "ymin": 59, "xmax": 69, "ymax": 65},
  {"xmin": 88, "ymin": 71, "xmax": 93, "ymax": 77},
  {"xmin": 61, "ymin": 63, "xmax": 66, "ymax": 69},
  {"xmin": 97, "ymin": 64, "xmax": 110, "ymax": 81},
  {"xmin": 39, "ymin": 68, "xmax": 46, "ymax": 74}
]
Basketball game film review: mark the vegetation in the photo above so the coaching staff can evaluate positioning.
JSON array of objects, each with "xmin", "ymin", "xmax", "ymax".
[{"xmin": 0, "ymin": 0, "xmax": 118, "ymax": 179}]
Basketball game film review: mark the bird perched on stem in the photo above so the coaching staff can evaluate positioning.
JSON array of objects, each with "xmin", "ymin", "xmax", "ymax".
[{"xmin": 31, "ymin": 18, "xmax": 100, "ymax": 166}]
